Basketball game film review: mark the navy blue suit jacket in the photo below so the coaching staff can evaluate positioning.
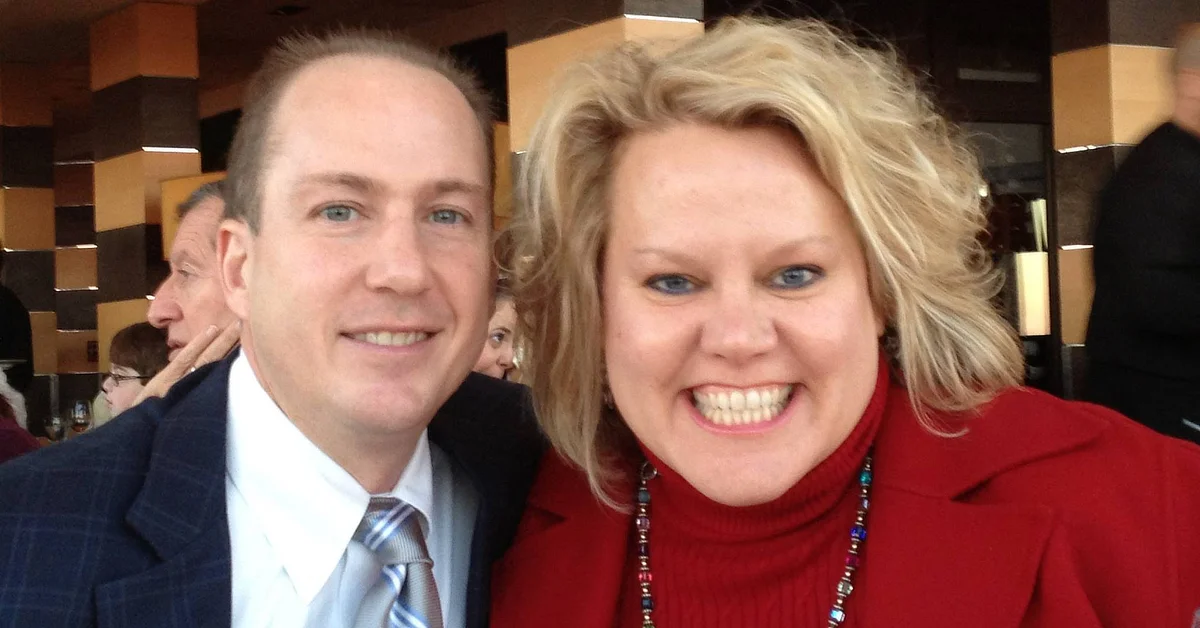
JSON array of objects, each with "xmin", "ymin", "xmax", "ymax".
[{"xmin": 0, "ymin": 356, "xmax": 544, "ymax": 628}]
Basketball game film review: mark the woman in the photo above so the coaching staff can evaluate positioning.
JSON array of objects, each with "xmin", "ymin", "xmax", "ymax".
[
  {"xmin": 492, "ymin": 17, "xmax": 1200, "ymax": 628},
  {"xmin": 101, "ymin": 322, "xmax": 170, "ymax": 417},
  {"xmin": 473, "ymin": 277, "xmax": 517, "ymax": 380},
  {"xmin": 0, "ymin": 369, "xmax": 36, "ymax": 463}
]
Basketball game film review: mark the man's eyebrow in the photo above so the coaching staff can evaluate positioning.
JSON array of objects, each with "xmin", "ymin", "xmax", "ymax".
[
  {"xmin": 295, "ymin": 172, "xmax": 385, "ymax": 195},
  {"xmin": 431, "ymin": 179, "xmax": 488, "ymax": 197}
]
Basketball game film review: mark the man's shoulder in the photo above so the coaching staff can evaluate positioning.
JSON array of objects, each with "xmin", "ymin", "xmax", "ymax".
[{"xmin": 0, "ymin": 405, "xmax": 161, "ymax": 513}]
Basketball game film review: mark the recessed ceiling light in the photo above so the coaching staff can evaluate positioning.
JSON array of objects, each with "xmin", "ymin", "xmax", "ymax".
[{"xmin": 269, "ymin": 4, "xmax": 309, "ymax": 17}]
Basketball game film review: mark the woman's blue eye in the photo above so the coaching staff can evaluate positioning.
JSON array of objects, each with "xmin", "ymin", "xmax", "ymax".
[
  {"xmin": 772, "ymin": 266, "xmax": 820, "ymax": 288},
  {"xmin": 430, "ymin": 209, "xmax": 465, "ymax": 224},
  {"xmin": 647, "ymin": 275, "xmax": 696, "ymax": 295},
  {"xmin": 320, "ymin": 205, "xmax": 357, "ymax": 222}
]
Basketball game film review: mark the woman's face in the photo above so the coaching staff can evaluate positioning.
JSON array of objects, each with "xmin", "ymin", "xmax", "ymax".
[
  {"xmin": 602, "ymin": 123, "xmax": 884, "ymax": 507},
  {"xmin": 473, "ymin": 299, "xmax": 516, "ymax": 379},
  {"xmin": 102, "ymin": 364, "xmax": 146, "ymax": 416}
]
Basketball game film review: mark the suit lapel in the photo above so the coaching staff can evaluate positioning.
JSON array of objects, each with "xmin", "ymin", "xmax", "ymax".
[
  {"xmin": 428, "ymin": 373, "xmax": 546, "ymax": 628},
  {"xmin": 96, "ymin": 358, "xmax": 235, "ymax": 628}
]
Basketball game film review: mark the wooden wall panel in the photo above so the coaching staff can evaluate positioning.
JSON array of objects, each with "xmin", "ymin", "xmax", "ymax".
[
  {"xmin": 57, "ymin": 330, "xmax": 98, "ymax": 373},
  {"xmin": 29, "ymin": 311, "xmax": 57, "ymax": 374},
  {"xmin": 0, "ymin": 187, "xmax": 55, "ymax": 249},
  {"xmin": 1058, "ymin": 247, "xmax": 1095, "ymax": 344},
  {"xmin": 507, "ymin": 16, "xmax": 701, "ymax": 151},
  {"xmin": 1052, "ymin": 45, "xmax": 1114, "ymax": 150},
  {"xmin": 161, "ymin": 171, "xmax": 225, "ymax": 258},
  {"xmin": 94, "ymin": 150, "xmax": 202, "ymax": 231},
  {"xmin": 1109, "ymin": 44, "xmax": 1174, "ymax": 145},
  {"xmin": 54, "ymin": 163, "xmax": 95, "ymax": 207},
  {"xmin": 91, "ymin": 3, "xmax": 198, "ymax": 91},
  {"xmin": 97, "ymin": 298, "xmax": 150, "ymax": 369},
  {"xmin": 0, "ymin": 63, "xmax": 53, "ymax": 126},
  {"xmin": 55, "ymin": 247, "xmax": 98, "ymax": 289},
  {"xmin": 198, "ymin": 81, "xmax": 246, "ymax": 119}
]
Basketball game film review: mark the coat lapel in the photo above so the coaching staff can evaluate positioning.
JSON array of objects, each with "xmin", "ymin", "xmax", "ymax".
[
  {"xmin": 491, "ymin": 452, "xmax": 631, "ymax": 628},
  {"xmin": 859, "ymin": 387, "xmax": 1106, "ymax": 628},
  {"xmin": 95, "ymin": 358, "xmax": 235, "ymax": 628}
]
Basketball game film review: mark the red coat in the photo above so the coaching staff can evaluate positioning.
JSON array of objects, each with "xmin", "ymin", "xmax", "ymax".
[{"xmin": 492, "ymin": 386, "xmax": 1200, "ymax": 627}]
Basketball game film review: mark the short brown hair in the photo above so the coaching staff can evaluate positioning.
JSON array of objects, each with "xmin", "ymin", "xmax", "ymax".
[
  {"xmin": 109, "ymin": 322, "xmax": 169, "ymax": 378},
  {"xmin": 224, "ymin": 28, "xmax": 495, "ymax": 231}
]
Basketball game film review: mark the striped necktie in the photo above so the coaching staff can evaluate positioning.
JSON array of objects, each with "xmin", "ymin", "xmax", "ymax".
[{"xmin": 353, "ymin": 497, "xmax": 444, "ymax": 628}]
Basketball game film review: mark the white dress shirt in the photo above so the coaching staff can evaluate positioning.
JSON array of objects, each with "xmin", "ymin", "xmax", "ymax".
[{"xmin": 226, "ymin": 353, "xmax": 476, "ymax": 627}]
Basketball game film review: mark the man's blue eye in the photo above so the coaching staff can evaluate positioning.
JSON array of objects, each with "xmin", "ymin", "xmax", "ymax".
[
  {"xmin": 430, "ymin": 209, "xmax": 464, "ymax": 224},
  {"xmin": 647, "ymin": 275, "xmax": 696, "ymax": 295},
  {"xmin": 772, "ymin": 266, "xmax": 820, "ymax": 288},
  {"xmin": 321, "ymin": 205, "xmax": 357, "ymax": 222}
]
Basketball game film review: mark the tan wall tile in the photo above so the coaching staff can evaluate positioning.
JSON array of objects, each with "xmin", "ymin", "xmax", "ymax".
[
  {"xmin": 55, "ymin": 247, "xmax": 98, "ymax": 289},
  {"xmin": 160, "ymin": 171, "xmax": 225, "ymax": 259},
  {"xmin": 57, "ymin": 330, "xmax": 98, "ymax": 373},
  {"xmin": 91, "ymin": 3, "xmax": 198, "ymax": 91},
  {"xmin": 0, "ymin": 187, "xmax": 55, "ymax": 250},
  {"xmin": 1058, "ymin": 247, "xmax": 1095, "ymax": 344},
  {"xmin": 30, "ymin": 311, "xmax": 57, "ymax": 374},
  {"xmin": 95, "ymin": 150, "xmax": 202, "ymax": 231},
  {"xmin": 97, "ymin": 298, "xmax": 150, "ymax": 369},
  {"xmin": 1052, "ymin": 46, "xmax": 1115, "ymax": 150}
]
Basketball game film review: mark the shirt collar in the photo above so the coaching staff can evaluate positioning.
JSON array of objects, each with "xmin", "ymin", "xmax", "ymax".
[{"xmin": 225, "ymin": 353, "xmax": 434, "ymax": 603}]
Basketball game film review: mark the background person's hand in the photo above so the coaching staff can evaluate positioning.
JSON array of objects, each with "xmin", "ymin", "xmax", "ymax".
[{"xmin": 134, "ymin": 322, "xmax": 240, "ymax": 405}]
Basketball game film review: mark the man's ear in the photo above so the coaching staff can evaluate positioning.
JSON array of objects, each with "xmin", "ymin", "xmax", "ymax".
[{"xmin": 218, "ymin": 219, "xmax": 253, "ymax": 320}]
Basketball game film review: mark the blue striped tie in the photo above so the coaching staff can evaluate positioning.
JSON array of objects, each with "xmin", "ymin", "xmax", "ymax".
[{"xmin": 354, "ymin": 497, "xmax": 443, "ymax": 628}]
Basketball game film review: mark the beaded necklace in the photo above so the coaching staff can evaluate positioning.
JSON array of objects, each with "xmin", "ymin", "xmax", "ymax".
[{"xmin": 634, "ymin": 453, "xmax": 874, "ymax": 628}]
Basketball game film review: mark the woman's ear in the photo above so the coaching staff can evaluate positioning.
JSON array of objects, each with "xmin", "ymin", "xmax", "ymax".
[{"xmin": 218, "ymin": 219, "xmax": 253, "ymax": 320}]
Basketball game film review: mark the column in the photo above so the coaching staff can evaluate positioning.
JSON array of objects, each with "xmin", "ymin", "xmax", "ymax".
[
  {"xmin": 0, "ymin": 62, "xmax": 58, "ymax": 427},
  {"xmin": 90, "ymin": 2, "xmax": 201, "ymax": 368},
  {"xmin": 503, "ymin": 0, "xmax": 705, "ymax": 227},
  {"xmin": 1049, "ymin": 0, "xmax": 1200, "ymax": 396}
]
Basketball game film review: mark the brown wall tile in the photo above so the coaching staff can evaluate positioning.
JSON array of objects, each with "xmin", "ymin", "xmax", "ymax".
[
  {"xmin": 92, "ymin": 76, "xmax": 199, "ymax": 161},
  {"xmin": 1052, "ymin": 45, "xmax": 1114, "ymax": 150},
  {"xmin": 507, "ymin": 0, "xmax": 702, "ymax": 46},
  {"xmin": 1053, "ymin": 145, "xmax": 1119, "ymax": 246},
  {"xmin": 56, "ymin": 289, "xmax": 98, "ymax": 331},
  {"xmin": 55, "ymin": 206, "xmax": 96, "ymax": 247},
  {"xmin": 0, "ymin": 125, "xmax": 54, "ymax": 188},
  {"xmin": 1, "ymin": 250, "xmax": 54, "ymax": 311},
  {"xmin": 96, "ymin": 224, "xmax": 166, "ymax": 303},
  {"xmin": 0, "ymin": 63, "xmax": 53, "ymax": 127},
  {"xmin": 54, "ymin": 163, "xmax": 94, "ymax": 207},
  {"xmin": 54, "ymin": 247, "xmax": 97, "ymax": 290}
]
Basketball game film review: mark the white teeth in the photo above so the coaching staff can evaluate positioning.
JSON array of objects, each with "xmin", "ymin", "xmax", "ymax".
[
  {"xmin": 692, "ymin": 385, "xmax": 793, "ymax": 425},
  {"xmin": 354, "ymin": 331, "xmax": 429, "ymax": 347}
]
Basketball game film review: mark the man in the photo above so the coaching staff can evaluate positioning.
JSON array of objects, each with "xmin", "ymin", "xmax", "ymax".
[
  {"xmin": 0, "ymin": 244, "xmax": 33, "ymax": 393},
  {"xmin": 148, "ymin": 182, "xmax": 238, "ymax": 361},
  {"xmin": 137, "ymin": 184, "xmax": 240, "ymax": 404},
  {"xmin": 1085, "ymin": 23, "xmax": 1200, "ymax": 444},
  {"xmin": 0, "ymin": 29, "xmax": 543, "ymax": 628}
]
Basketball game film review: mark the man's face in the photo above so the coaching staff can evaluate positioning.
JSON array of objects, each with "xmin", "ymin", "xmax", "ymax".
[
  {"xmin": 221, "ymin": 54, "xmax": 493, "ymax": 462},
  {"xmin": 148, "ymin": 197, "xmax": 236, "ymax": 359}
]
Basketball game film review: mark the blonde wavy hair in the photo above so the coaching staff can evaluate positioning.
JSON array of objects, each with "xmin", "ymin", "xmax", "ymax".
[{"xmin": 510, "ymin": 16, "xmax": 1023, "ymax": 502}]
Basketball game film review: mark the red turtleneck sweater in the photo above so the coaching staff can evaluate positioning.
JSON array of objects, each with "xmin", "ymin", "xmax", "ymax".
[{"xmin": 618, "ymin": 369, "xmax": 888, "ymax": 627}]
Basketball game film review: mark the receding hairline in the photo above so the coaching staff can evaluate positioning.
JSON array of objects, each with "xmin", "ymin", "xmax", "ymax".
[{"xmin": 255, "ymin": 51, "xmax": 493, "ymax": 194}]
